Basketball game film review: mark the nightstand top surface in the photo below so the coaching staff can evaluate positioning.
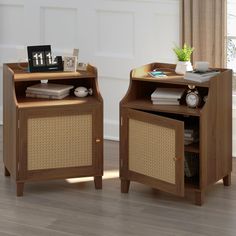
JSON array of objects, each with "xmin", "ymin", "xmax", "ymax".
[{"xmin": 5, "ymin": 63, "xmax": 96, "ymax": 81}]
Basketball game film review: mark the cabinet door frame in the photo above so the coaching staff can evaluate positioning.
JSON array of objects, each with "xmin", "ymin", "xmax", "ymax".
[
  {"xmin": 120, "ymin": 108, "xmax": 184, "ymax": 196},
  {"xmin": 18, "ymin": 104, "xmax": 102, "ymax": 181}
]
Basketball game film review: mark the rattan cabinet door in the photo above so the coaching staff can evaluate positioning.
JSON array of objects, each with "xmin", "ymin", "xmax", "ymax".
[
  {"xmin": 121, "ymin": 109, "xmax": 184, "ymax": 196},
  {"xmin": 18, "ymin": 105, "xmax": 102, "ymax": 181}
]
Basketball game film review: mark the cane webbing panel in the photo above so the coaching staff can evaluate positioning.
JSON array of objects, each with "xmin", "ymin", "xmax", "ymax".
[
  {"xmin": 129, "ymin": 119, "xmax": 176, "ymax": 184},
  {"xmin": 27, "ymin": 114, "xmax": 92, "ymax": 170}
]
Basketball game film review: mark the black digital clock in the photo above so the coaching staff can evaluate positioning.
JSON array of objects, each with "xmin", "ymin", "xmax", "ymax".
[{"xmin": 27, "ymin": 45, "xmax": 63, "ymax": 72}]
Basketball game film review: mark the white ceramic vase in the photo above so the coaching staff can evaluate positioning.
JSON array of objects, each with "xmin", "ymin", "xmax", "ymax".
[{"xmin": 175, "ymin": 61, "xmax": 193, "ymax": 75}]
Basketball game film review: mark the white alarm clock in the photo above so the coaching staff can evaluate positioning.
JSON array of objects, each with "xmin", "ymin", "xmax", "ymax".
[
  {"xmin": 74, "ymin": 87, "xmax": 93, "ymax": 97},
  {"xmin": 185, "ymin": 86, "xmax": 200, "ymax": 108}
]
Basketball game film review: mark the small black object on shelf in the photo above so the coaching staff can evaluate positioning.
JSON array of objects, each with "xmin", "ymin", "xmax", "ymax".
[{"xmin": 27, "ymin": 45, "xmax": 63, "ymax": 72}]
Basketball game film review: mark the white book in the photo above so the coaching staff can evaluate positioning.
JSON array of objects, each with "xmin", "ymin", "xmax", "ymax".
[
  {"xmin": 151, "ymin": 98, "xmax": 179, "ymax": 102},
  {"xmin": 152, "ymin": 100, "xmax": 180, "ymax": 105},
  {"xmin": 184, "ymin": 136, "xmax": 194, "ymax": 141},
  {"xmin": 26, "ymin": 83, "xmax": 74, "ymax": 96},
  {"xmin": 151, "ymin": 88, "xmax": 185, "ymax": 99},
  {"xmin": 26, "ymin": 92, "xmax": 69, "ymax": 100},
  {"xmin": 184, "ymin": 133, "xmax": 193, "ymax": 138}
]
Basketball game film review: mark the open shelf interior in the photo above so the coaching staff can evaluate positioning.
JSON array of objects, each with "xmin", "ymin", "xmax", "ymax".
[
  {"xmin": 123, "ymin": 80, "xmax": 209, "ymax": 116},
  {"xmin": 185, "ymin": 175, "xmax": 200, "ymax": 190},
  {"xmin": 15, "ymin": 78, "xmax": 101, "ymax": 108}
]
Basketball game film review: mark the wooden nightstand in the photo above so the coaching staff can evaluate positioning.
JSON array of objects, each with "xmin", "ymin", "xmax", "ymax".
[
  {"xmin": 120, "ymin": 62, "xmax": 232, "ymax": 205},
  {"xmin": 3, "ymin": 63, "xmax": 103, "ymax": 196}
]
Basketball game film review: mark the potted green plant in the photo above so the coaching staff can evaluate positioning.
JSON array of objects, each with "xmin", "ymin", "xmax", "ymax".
[{"xmin": 173, "ymin": 44, "xmax": 194, "ymax": 75}]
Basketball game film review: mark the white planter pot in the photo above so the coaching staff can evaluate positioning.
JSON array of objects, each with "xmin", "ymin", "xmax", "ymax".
[{"xmin": 175, "ymin": 61, "xmax": 193, "ymax": 75}]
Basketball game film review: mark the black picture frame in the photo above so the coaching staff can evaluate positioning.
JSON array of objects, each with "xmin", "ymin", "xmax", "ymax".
[{"xmin": 27, "ymin": 45, "xmax": 63, "ymax": 72}]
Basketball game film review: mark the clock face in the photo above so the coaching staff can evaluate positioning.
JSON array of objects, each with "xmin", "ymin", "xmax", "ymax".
[
  {"xmin": 27, "ymin": 45, "xmax": 63, "ymax": 72},
  {"xmin": 32, "ymin": 51, "xmax": 53, "ymax": 67},
  {"xmin": 186, "ymin": 92, "xmax": 199, "ymax": 108}
]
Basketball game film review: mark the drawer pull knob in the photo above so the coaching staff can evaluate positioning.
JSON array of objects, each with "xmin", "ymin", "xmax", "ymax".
[
  {"xmin": 173, "ymin": 157, "xmax": 181, "ymax": 161},
  {"xmin": 96, "ymin": 138, "xmax": 101, "ymax": 143}
]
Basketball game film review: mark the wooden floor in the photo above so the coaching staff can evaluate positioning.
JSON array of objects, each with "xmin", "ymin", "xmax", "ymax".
[{"xmin": 1, "ymin": 128, "xmax": 236, "ymax": 235}]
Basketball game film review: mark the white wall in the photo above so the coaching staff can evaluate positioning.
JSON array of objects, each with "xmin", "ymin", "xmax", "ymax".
[{"xmin": 0, "ymin": 0, "xmax": 180, "ymax": 140}]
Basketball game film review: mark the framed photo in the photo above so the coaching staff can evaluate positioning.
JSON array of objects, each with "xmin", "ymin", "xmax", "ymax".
[
  {"xmin": 64, "ymin": 56, "xmax": 77, "ymax": 72},
  {"xmin": 27, "ymin": 45, "xmax": 63, "ymax": 72},
  {"xmin": 77, "ymin": 62, "xmax": 88, "ymax": 71}
]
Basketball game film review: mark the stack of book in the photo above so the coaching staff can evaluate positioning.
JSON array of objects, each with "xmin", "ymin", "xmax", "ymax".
[
  {"xmin": 26, "ymin": 83, "xmax": 74, "ymax": 99},
  {"xmin": 151, "ymin": 88, "xmax": 185, "ymax": 105},
  {"xmin": 184, "ymin": 128, "xmax": 199, "ymax": 145},
  {"xmin": 184, "ymin": 152, "xmax": 199, "ymax": 177},
  {"xmin": 184, "ymin": 69, "xmax": 220, "ymax": 83}
]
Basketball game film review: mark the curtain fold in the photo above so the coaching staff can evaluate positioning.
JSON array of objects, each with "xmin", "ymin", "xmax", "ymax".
[{"xmin": 181, "ymin": 0, "xmax": 226, "ymax": 67}]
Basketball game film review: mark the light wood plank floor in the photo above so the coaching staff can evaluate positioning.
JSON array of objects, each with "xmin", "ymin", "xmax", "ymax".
[{"xmin": 0, "ymin": 128, "xmax": 236, "ymax": 236}]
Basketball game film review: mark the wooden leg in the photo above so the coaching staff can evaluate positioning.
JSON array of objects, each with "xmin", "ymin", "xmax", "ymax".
[
  {"xmin": 94, "ymin": 176, "xmax": 102, "ymax": 189},
  {"xmin": 223, "ymin": 174, "xmax": 231, "ymax": 186},
  {"xmin": 121, "ymin": 179, "xmax": 130, "ymax": 193},
  {"xmin": 16, "ymin": 183, "xmax": 24, "ymax": 197},
  {"xmin": 194, "ymin": 190, "xmax": 204, "ymax": 206},
  {"xmin": 4, "ymin": 166, "xmax": 10, "ymax": 177}
]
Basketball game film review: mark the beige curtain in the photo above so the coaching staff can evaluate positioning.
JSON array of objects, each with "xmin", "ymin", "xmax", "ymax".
[{"xmin": 181, "ymin": 0, "xmax": 226, "ymax": 67}]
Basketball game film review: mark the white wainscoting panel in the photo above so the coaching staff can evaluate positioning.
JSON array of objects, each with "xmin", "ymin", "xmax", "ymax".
[
  {"xmin": 0, "ymin": 0, "xmax": 180, "ymax": 139},
  {"xmin": 0, "ymin": 4, "xmax": 24, "ymax": 45},
  {"xmin": 40, "ymin": 7, "xmax": 78, "ymax": 48},
  {"xmin": 96, "ymin": 10, "xmax": 134, "ymax": 58}
]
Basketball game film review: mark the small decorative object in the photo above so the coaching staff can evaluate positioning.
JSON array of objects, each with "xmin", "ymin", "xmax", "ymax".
[
  {"xmin": 185, "ymin": 85, "xmax": 201, "ymax": 108},
  {"xmin": 148, "ymin": 71, "xmax": 167, "ymax": 78},
  {"xmin": 195, "ymin": 61, "xmax": 209, "ymax": 72},
  {"xmin": 74, "ymin": 86, "xmax": 93, "ymax": 97},
  {"xmin": 73, "ymin": 48, "xmax": 79, "ymax": 70},
  {"xmin": 173, "ymin": 43, "xmax": 194, "ymax": 75},
  {"xmin": 63, "ymin": 56, "xmax": 77, "ymax": 72},
  {"xmin": 73, "ymin": 48, "xmax": 79, "ymax": 58},
  {"xmin": 77, "ymin": 62, "xmax": 88, "ymax": 71},
  {"xmin": 27, "ymin": 45, "xmax": 63, "ymax": 72}
]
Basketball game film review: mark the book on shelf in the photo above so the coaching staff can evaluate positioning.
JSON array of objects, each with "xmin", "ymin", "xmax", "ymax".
[
  {"xmin": 151, "ymin": 88, "xmax": 185, "ymax": 99},
  {"xmin": 26, "ymin": 83, "xmax": 74, "ymax": 96},
  {"xmin": 151, "ymin": 87, "xmax": 185, "ymax": 105},
  {"xmin": 26, "ymin": 92, "xmax": 69, "ymax": 100},
  {"xmin": 184, "ymin": 152, "xmax": 199, "ymax": 177},
  {"xmin": 152, "ymin": 99, "xmax": 180, "ymax": 105},
  {"xmin": 184, "ymin": 128, "xmax": 199, "ymax": 145},
  {"xmin": 184, "ymin": 69, "xmax": 220, "ymax": 83}
]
